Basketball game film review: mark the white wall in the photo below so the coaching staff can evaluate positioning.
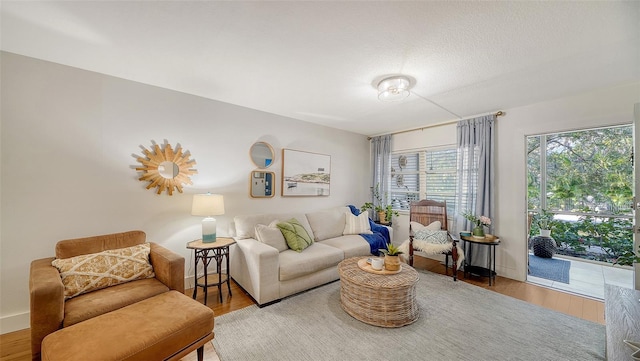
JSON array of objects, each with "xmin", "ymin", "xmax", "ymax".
[
  {"xmin": 495, "ymin": 82, "xmax": 640, "ymax": 282},
  {"xmin": 0, "ymin": 52, "xmax": 371, "ymax": 333},
  {"xmin": 389, "ymin": 82, "xmax": 640, "ymax": 283}
]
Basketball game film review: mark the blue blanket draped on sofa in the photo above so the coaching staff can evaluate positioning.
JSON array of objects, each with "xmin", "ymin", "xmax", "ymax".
[{"xmin": 348, "ymin": 205, "xmax": 390, "ymax": 255}]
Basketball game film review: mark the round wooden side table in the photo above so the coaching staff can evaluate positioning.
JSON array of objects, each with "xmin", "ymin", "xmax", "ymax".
[
  {"xmin": 186, "ymin": 237, "xmax": 236, "ymax": 304},
  {"xmin": 460, "ymin": 234, "xmax": 500, "ymax": 286},
  {"xmin": 338, "ymin": 257, "xmax": 419, "ymax": 327}
]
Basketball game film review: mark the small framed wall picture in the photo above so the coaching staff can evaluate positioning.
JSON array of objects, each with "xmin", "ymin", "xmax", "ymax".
[{"xmin": 281, "ymin": 149, "xmax": 331, "ymax": 197}]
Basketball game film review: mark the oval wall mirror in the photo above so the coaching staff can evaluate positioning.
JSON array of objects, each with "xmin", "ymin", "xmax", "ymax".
[
  {"xmin": 250, "ymin": 171, "xmax": 275, "ymax": 198},
  {"xmin": 249, "ymin": 142, "xmax": 275, "ymax": 169}
]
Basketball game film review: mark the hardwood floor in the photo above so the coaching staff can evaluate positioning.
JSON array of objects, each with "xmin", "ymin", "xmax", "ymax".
[
  {"xmin": 414, "ymin": 257, "xmax": 605, "ymax": 324},
  {"xmin": 0, "ymin": 257, "xmax": 604, "ymax": 361}
]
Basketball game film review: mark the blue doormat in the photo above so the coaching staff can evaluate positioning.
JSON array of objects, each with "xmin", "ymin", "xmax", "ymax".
[{"xmin": 528, "ymin": 255, "xmax": 571, "ymax": 284}]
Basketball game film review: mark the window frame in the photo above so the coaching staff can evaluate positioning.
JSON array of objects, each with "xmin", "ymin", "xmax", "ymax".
[{"xmin": 390, "ymin": 145, "xmax": 457, "ymax": 215}]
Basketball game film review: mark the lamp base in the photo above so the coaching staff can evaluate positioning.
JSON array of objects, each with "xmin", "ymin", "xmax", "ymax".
[
  {"xmin": 202, "ymin": 217, "xmax": 217, "ymax": 243},
  {"xmin": 202, "ymin": 233, "xmax": 217, "ymax": 243}
]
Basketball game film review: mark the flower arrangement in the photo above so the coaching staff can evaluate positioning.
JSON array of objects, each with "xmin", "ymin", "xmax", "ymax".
[
  {"xmin": 461, "ymin": 210, "xmax": 492, "ymax": 237},
  {"xmin": 462, "ymin": 211, "xmax": 492, "ymax": 228}
]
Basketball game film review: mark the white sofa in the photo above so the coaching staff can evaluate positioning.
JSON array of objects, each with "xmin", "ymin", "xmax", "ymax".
[{"xmin": 230, "ymin": 206, "xmax": 392, "ymax": 306}]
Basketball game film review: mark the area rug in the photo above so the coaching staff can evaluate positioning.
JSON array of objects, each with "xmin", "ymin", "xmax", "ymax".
[
  {"xmin": 212, "ymin": 270, "xmax": 604, "ymax": 361},
  {"xmin": 529, "ymin": 254, "xmax": 571, "ymax": 283}
]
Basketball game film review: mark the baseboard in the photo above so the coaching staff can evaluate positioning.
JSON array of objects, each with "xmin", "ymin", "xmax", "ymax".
[
  {"xmin": 185, "ymin": 274, "xmax": 196, "ymax": 291},
  {"xmin": 1, "ymin": 311, "xmax": 29, "ymax": 334}
]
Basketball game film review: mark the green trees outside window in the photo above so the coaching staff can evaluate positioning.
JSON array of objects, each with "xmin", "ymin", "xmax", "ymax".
[{"xmin": 527, "ymin": 125, "xmax": 635, "ymax": 266}]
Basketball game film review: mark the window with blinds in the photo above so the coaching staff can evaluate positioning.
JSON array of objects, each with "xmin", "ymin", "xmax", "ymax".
[
  {"xmin": 390, "ymin": 152, "xmax": 420, "ymax": 210},
  {"xmin": 390, "ymin": 148, "xmax": 457, "ymax": 215}
]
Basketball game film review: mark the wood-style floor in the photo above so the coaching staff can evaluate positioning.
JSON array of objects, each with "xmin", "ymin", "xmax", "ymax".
[{"xmin": 0, "ymin": 257, "xmax": 604, "ymax": 361}]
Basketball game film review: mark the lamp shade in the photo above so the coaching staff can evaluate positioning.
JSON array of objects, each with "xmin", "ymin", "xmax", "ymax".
[
  {"xmin": 191, "ymin": 193, "xmax": 225, "ymax": 216},
  {"xmin": 377, "ymin": 76, "xmax": 411, "ymax": 101}
]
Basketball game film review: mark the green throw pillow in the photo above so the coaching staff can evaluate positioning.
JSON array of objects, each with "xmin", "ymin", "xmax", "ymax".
[{"xmin": 277, "ymin": 218, "xmax": 313, "ymax": 252}]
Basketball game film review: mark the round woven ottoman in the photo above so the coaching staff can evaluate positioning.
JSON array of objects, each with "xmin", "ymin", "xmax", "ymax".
[{"xmin": 338, "ymin": 257, "xmax": 419, "ymax": 327}]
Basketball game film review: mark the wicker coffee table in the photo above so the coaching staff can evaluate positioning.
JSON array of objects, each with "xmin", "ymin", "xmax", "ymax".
[{"xmin": 338, "ymin": 257, "xmax": 419, "ymax": 327}]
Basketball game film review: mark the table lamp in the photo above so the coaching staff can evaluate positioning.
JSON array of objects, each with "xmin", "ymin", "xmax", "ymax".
[{"xmin": 191, "ymin": 193, "xmax": 225, "ymax": 243}]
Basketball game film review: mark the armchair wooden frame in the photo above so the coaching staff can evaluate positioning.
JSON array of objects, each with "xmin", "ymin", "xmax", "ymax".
[{"xmin": 408, "ymin": 199, "xmax": 458, "ymax": 281}]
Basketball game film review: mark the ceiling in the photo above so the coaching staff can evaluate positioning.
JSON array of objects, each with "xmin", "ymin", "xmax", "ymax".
[{"xmin": 2, "ymin": 1, "xmax": 639, "ymax": 136}]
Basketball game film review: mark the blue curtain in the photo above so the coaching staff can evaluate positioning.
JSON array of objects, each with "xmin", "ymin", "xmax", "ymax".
[
  {"xmin": 455, "ymin": 115, "xmax": 495, "ymax": 267},
  {"xmin": 370, "ymin": 135, "xmax": 392, "ymax": 221}
]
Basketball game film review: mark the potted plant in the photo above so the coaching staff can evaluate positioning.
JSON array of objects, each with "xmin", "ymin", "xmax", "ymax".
[
  {"xmin": 379, "ymin": 243, "xmax": 403, "ymax": 271},
  {"xmin": 461, "ymin": 210, "xmax": 492, "ymax": 238},
  {"xmin": 530, "ymin": 209, "xmax": 557, "ymax": 258},
  {"xmin": 380, "ymin": 204, "xmax": 399, "ymax": 225},
  {"xmin": 534, "ymin": 209, "xmax": 556, "ymax": 237},
  {"xmin": 360, "ymin": 184, "xmax": 398, "ymax": 225}
]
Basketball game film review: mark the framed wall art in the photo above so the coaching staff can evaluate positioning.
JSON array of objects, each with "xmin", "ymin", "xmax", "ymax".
[{"xmin": 281, "ymin": 149, "xmax": 330, "ymax": 196}]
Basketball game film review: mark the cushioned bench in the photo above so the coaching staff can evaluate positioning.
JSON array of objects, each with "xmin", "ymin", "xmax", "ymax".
[{"xmin": 41, "ymin": 291, "xmax": 214, "ymax": 361}]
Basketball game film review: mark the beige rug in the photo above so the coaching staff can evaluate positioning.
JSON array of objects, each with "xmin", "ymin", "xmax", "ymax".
[{"xmin": 212, "ymin": 269, "xmax": 605, "ymax": 361}]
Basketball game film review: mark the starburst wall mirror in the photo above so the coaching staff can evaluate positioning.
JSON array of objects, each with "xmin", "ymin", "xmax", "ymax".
[{"xmin": 135, "ymin": 140, "xmax": 197, "ymax": 195}]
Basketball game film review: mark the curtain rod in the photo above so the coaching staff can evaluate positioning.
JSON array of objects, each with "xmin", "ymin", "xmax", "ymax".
[{"xmin": 367, "ymin": 110, "xmax": 504, "ymax": 140}]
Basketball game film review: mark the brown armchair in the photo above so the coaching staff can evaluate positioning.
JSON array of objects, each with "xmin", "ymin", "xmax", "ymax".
[{"xmin": 29, "ymin": 230, "xmax": 185, "ymax": 361}]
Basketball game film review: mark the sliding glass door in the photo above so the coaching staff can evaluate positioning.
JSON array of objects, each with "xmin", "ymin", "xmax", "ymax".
[
  {"xmin": 634, "ymin": 103, "xmax": 640, "ymax": 290},
  {"xmin": 527, "ymin": 126, "xmax": 634, "ymax": 268}
]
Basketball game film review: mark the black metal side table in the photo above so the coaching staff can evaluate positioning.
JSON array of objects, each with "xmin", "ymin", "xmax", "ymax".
[
  {"xmin": 460, "ymin": 234, "xmax": 501, "ymax": 286},
  {"xmin": 187, "ymin": 237, "xmax": 236, "ymax": 304}
]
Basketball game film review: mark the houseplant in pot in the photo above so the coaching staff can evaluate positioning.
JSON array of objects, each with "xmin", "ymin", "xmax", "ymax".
[
  {"xmin": 379, "ymin": 204, "xmax": 399, "ymax": 225},
  {"xmin": 361, "ymin": 183, "xmax": 398, "ymax": 225},
  {"xmin": 535, "ymin": 209, "xmax": 555, "ymax": 237},
  {"xmin": 530, "ymin": 209, "xmax": 558, "ymax": 258},
  {"xmin": 379, "ymin": 243, "xmax": 403, "ymax": 271}
]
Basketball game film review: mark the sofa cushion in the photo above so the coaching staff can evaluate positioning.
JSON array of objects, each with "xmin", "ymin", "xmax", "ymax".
[
  {"xmin": 44, "ymin": 291, "xmax": 214, "ymax": 361},
  {"xmin": 63, "ymin": 277, "xmax": 169, "ymax": 327},
  {"xmin": 235, "ymin": 212, "xmax": 315, "ymax": 240},
  {"xmin": 306, "ymin": 207, "xmax": 349, "ymax": 241},
  {"xmin": 277, "ymin": 218, "xmax": 314, "ymax": 252},
  {"xmin": 343, "ymin": 211, "xmax": 373, "ymax": 235},
  {"xmin": 255, "ymin": 223, "xmax": 289, "ymax": 252},
  {"xmin": 319, "ymin": 235, "xmax": 371, "ymax": 258},
  {"xmin": 278, "ymin": 243, "xmax": 344, "ymax": 281},
  {"xmin": 52, "ymin": 243, "xmax": 155, "ymax": 299}
]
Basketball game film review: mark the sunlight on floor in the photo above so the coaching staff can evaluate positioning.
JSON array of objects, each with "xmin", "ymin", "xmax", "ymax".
[{"xmin": 527, "ymin": 255, "xmax": 634, "ymax": 300}]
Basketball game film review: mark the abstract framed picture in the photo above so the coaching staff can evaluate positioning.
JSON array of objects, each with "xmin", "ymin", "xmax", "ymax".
[{"xmin": 281, "ymin": 149, "xmax": 331, "ymax": 196}]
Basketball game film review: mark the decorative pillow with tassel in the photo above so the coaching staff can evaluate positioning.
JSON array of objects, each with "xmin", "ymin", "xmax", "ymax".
[{"xmin": 52, "ymin": 243, "xmax": 155, "ymax": 299}]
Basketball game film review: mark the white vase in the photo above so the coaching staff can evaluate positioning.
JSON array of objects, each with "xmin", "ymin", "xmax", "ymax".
[{"xmin": 540, "ymin": 229, "xmax": 551, "ymax": 237}]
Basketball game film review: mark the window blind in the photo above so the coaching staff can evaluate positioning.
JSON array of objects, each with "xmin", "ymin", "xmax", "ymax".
[{"xmin": 391, "ymin": 148, "xmax": 457, "ymax": 214}]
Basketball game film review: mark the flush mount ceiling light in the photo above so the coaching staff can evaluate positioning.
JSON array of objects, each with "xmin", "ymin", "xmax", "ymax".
[{"xmin": 377, "ymin": 75, "xmax": 412, "ymax": 101}]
